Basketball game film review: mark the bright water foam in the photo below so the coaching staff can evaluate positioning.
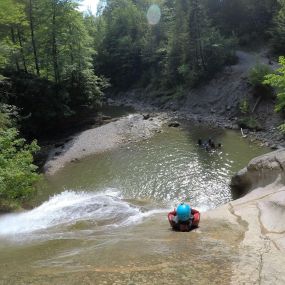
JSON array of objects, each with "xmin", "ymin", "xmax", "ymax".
[{"xmin": 0, "ymin": 189, "xmax": 164, "ymax": 239}]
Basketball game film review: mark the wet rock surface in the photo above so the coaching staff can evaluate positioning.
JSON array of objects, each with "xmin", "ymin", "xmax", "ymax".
[
  {"xmin": 0, "ymin": 215, "xmax": 244, "ymax": 285},
  {"xmin": 226, "ymin": 150, "xmax": 285, "ymax": 284}
]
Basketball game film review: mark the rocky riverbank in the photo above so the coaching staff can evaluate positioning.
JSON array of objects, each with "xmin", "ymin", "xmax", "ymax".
[
  {"xmin": 107, "ymin": 95, "xmax": 284, "ymax": 151},
  {"xmin": 109, "ymin": 49, "xmax": 284, "ymax": 149},
  {"xmin": 44, "ymin": 113, "xmax": 167, "ymax": 175}
]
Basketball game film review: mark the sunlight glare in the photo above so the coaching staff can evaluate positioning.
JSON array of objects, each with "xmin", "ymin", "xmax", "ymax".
[
  {"xmin": 147, "ymin": 4, "xmax": 161, "ymax": 25},
  {"xmin": 79, "ymin": 0, "xmax": 99, "ymax": 15}
]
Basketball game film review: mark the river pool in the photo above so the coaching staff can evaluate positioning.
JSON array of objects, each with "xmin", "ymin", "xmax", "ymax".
[{"xmin": 0, "ymin": 120, "xmax": 269, "ymax": 284}]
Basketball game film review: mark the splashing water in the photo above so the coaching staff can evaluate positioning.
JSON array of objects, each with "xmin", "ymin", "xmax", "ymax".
[{"xmin": 0, "ymin": 189, "xmax": 166, "ymax": 240}]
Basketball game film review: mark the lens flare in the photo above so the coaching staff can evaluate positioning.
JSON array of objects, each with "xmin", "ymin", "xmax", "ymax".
[{"xmin": 147, "ymin": 4, "xmax": 161, "ymax": 25}]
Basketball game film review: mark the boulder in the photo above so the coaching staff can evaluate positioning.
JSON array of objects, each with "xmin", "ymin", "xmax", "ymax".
[
  {"xmin": 102, "ymin": 115, "xmax": 112, "ymax": 120},
  {"xmin": 231, "ymin": 149, "xmax": 285, "ymax": 196},
  {"xmin": 143, "ymin": 114, "xmax": 150, "ymax": 120},
  {"xmin": 168, "ymin": 121, "xmax": 180, "ymax": 128}
]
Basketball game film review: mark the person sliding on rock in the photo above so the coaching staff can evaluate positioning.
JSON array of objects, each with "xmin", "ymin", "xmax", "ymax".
[{"xmin": 168, "ymin": 203, "xmax": 200, "ymax": 232}]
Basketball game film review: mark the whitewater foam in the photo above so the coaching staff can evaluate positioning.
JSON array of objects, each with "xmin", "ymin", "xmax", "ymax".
[{"xmin": 0, "ymin": 189, "xmax": 165, "ymax": 239}]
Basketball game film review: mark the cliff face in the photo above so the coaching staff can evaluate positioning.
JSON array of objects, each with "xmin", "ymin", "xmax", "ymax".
[{"xmin": 205, "ymin": 150, "xmax": 285, "ymax": 284}]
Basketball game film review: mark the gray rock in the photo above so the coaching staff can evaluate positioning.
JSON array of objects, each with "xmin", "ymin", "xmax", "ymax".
[
  {"xmin": 231, "ymin": 149, "xmax": 285, "ymax": 194},
  {"xmin": 143, "ymin": 114, "xmax": 150, "ymax": 120},
  {"xmin": 102, "ymin": 115, "xmax": 112, "ymax": 120},
  {"xmin": 168, "ymin": 122, "xmax": 180, "ymax": 127}
]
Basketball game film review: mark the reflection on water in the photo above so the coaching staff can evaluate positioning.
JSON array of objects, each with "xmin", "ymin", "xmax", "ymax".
[{"xmin": 37, "ymin": 124, "xmax": 269, "ymax": 209}]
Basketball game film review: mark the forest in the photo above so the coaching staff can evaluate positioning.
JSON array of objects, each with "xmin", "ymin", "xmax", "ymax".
[{"xmin": 1, "ymin": 0, "xmax": 285, "ymax": 209}]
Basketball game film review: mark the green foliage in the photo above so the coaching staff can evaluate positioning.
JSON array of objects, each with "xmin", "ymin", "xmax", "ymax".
[
  {"xmin": 264, "ymin": 56, "xmax": 285, "ymax": 112},
  {"xmin": 0, "ymin": 0, "xmax": 26, "ymax": 26},
  {"xmin": 240, "ymin": 99, "xmax": 249, "ymax": 114},
  {"xmin": 0, "ymin": 110, "xmax": 40, "ymax": 210},
  {"xmin": 249, "ymin": 63, "xmax": 272, "ymax": 87},
  {"xmin": 204, "ymin": 0, "xmax": 278, "ymax": 45},
  {"xmin": 277, "ymin": 122, "xmax": 285, "ymax": 133},
  {"xmin": 270, "ymin": 0, "xmax": 285, "ymax": 53},
  {"xmin": 95, "ymin": 0, "xmax": 147, "ymax": 89},
  {"xmin": 0, "ymin": 0, "xmax": 27, "ymax": 69},
  {"xmin": 66, "ymin": 69, "xmax": 110, "ymax": 109},
  {"xmin": 0, "ymin": 0, "xmax": 107, "ymax": 137},
  {"xmin": 0, "ymin": 112, "xmax": 9, "ymax": 129},
  {"xmin": 263, "ymin": 56, "xmax": 285, "ymax": 134},
  {"xmin": 0, "ymin": 0, "xmax": 283, "ymax": 140},
  {"xmin": 238, "ymin": 117, "xmax": 262, "ymax": 131},
  {"xmin": 95, "ymin": 0, "xmax": 236, "ymax": 89}
]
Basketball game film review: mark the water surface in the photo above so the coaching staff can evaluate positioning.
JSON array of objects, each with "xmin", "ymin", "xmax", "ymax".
[
  {"xmin": 38, "ymin": 123, "xmax": 268, "ymax": 209},
  {"xmin": 0, "ymin": 121, "xmax": 269, "ymax": 284}
]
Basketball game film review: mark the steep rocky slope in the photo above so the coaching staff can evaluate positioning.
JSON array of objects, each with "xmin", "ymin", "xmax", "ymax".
[{"xmin": 116, "ymin": 49, "xmax": 284, "ymax": 147}]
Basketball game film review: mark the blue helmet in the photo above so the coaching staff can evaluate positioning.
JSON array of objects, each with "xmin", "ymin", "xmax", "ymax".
[{"xmin": 176, "ymin": 203, "xmax": 191, "ymax": 221}]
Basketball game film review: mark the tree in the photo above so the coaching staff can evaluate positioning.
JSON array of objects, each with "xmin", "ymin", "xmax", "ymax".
[
  {"xmin": 264, "ymin": 56, "xmax": 285, "ymax": 132},
  {"xmin": 270, "ymin": 0, "xmax": 285, "ymax": 53},
  {"xmin": 164, "ymin": 0, "xmax": 235, "ymax": 87},
  {"xmin": 28, "ymin": 0, "xmax": 40, "ymax": 75},
  {"xmin": 164, "ymin": 0, "xmax": 189, "ymax": 85},
  {"xmin": 204, "ymin": 0, "xmax": 278, "ymax": 44},
  {"xmin": 0, "ymin": 0, "xmax": 27, "ymax": 71},
  {"xmin": 0, "ymin": 106, "xmax": 40, "ymax": 211},
  {"xmin": 95, "ymin": 0, "xmax": 147, "ymax": 89},
  {"xmin": 264, "ymin": 56, "xmax": 285, "ymax": 111}
]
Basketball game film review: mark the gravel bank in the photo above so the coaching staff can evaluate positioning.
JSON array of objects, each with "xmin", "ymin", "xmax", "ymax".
[{"xmin": 44, "ymin": 113, "xmax": 167, "ymax": 175}]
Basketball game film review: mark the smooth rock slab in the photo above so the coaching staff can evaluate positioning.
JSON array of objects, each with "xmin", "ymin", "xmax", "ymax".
[{"xmin": 259, "ymin": 191, "xmax": 285, "ymax": 233}]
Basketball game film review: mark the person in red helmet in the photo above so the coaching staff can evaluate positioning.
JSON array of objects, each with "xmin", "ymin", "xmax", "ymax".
[{"xmin": 168, "ymin": 203, "xmax": 200, "ymax": 232}]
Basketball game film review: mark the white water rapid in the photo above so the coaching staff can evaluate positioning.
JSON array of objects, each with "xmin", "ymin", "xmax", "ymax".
[{"xmin": 0, "ymin": 189, "xmax": 166, "ymax": 242}]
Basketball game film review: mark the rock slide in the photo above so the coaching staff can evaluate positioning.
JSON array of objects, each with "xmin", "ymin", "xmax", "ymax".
[{"xmin": 204, "ymin": 149, "xmax": 285, "ymax": 284}]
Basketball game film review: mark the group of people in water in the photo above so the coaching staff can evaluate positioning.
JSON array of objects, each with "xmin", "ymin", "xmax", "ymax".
[{"xmin": 198, "ymin": 138, "xmax": 221, "ymax": 151}]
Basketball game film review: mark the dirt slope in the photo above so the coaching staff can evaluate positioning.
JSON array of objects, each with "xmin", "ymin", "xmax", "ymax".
[{"xmin": 181, "ymin": 50, "xmax": 276, "ymax": 118}]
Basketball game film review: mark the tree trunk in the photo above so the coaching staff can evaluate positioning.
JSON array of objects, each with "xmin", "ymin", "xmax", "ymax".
[
  {"xmin": 10, "ymin": 27, "xmax": 20, "ymax": 72},
  {"xmin": 29, "ymin": 0, "xmax": 40, "ymax": 76},
  {"xmin": 17, "ymin": 27, "xmax": 28, "ymax": 73},
  {"xmin": 52, "ymin": 1, "xmax": 60, "ymax": 83}
]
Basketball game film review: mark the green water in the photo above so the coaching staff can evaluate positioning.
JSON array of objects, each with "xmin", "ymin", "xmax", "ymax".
[
  {"xmin": 0, "ymin": 120, "xmax": 269, "ymax": 285},
  {"xmin": 38, "ymin": 123, "xmax": 268, "ymax": 209}
]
